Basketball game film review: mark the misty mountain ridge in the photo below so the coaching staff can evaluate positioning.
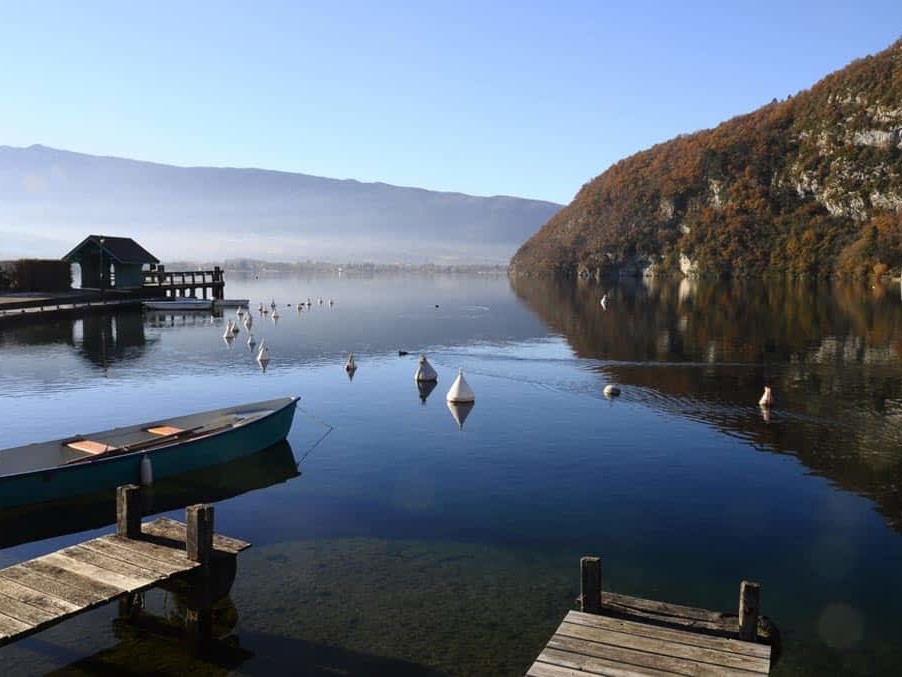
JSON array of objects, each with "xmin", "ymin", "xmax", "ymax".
[{"xmin": 0, "ymin": 144, "xmax": 561, "ymax": 264}]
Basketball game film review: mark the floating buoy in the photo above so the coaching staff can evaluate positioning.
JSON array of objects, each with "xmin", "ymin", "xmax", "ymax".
[
  {"xmin": 414, "ymin": 354, "xmax": 438, "ymax": 382},
  {"xmin": 446, "ymin": 368, "xmax": 475, "ymax": 403},
  {"xmin": 140, "ymin": 454, "xmax": 153, "ymax": 486},
  {"xmin": 271, "ymin": 308, "xmax": 280, "ymax": 321},
  {"xmin": 230, "ymin": 320, "xmax": 240, "ymax": 337},
  {"xmin": 270, "ymin": 299, "xmax": 276, "ymax": 310},
  {"xmin": 247, "ymin": 332, "xmax": 256, "ymax": 350},
  {"xmin": 296, "ymin": 302, "xmax": 304, "ymax": 311},
  {"xmin": 398, "ymin": 350, "xmax": 409, "ymax": 356},
  {"xmin": 345, "ymin": 353, "xmax": 356, "ymax": 371},
  {"xmin": 329, "ymin": 299, "xmax": 334, "ymax": 306},
  {"xmin": 256, "ymin": 339, "xmax": 270, "ymax": 369},
  {"xmin": 244, "ymin": 313, "xmax": 252, "ymax": 330},
  {"xmin": 258, "ymin": 302, "xmax": 264, "ymax": 313},
  {"xmin": 603, "ymin": 384, "xmax": 620, "ymax": 397},
  {"xmin": 223, "ymin": 319, "xmax": 235, "ymax": 339},
  {"xmin": 236, "ymin": 307, "xmax": 244, "ymax": 319},
  {"xmin": 600, "ymin": 294, "xmax": 608, "ymax": 310},
  {"xmin": 318, "ymin": 297, "xmax": 323, "ymax": 305},
  {"xmin": 759, "ymin": 386, "xmax": 773, "ymax": 407}
]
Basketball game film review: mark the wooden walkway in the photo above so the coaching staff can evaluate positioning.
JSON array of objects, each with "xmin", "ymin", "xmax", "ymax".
[
  {"xmin": 527, "ymin": 557, "xmax": 773, "ymax": 676},
  {"xmin": 528, "ymin": 610, "xmax": 771, "ymax": 676},
  {"xmin": 0, "ymin": 510, "xmax": 249, "ymax": 648}
]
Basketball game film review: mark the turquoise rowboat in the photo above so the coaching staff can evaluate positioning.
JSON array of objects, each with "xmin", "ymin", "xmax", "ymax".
[{"xmin": 0, "ymin": 397, "xmax": 298, "ymax": 511}]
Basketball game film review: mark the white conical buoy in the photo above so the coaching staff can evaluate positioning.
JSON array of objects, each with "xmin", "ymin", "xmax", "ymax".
[
  {"xmin": 759, "ymin": 386, "xmax": 773, "ymax": 407},
  {"xmin": 414, "ymin": 354, "xmax": 438, "ymax": 382},
  {"xmin": 230, "ymin": 319, "xmax": 240, "ymax": 336},
  {"xmin": 345, "ymin": 353, "xmax": 356, "ymax": 371},
  {"xmin": 223, "ymin": 319, "xmax": 234, "ymax": 339},
  {"xmin": 296, "ymin": 302, "xmax": 304, "ymax": 311},
  {"xmin": 236, "ymin": 307, "xmax": 244, "ymax": 319},
  {"xmin": 272, "ymin": 308, "xmax": 280, "ymax": 321},
  {"xmin": 244, "ymin": 313, "xmax": 252, "ymax": 330},
  {"xmin": 329, "ymin": 299, "xmax": 334, "ymax": 306},
  {"xmin": 258, "ymin": 302, "xmax": 264, "ymax": 313},
  {"xmin": 140, "ymin": 455, "xmax": 153, "ymax": 486},
  {"xmin": 603, "ymin": 384, "xmax": 620, "ymax": 397},
  {"xmin": 256, "ymin": 339, "xmax": 270, "ymax": 369},
  {"xmin": 446, "ymin": 368, "xmax": 475, "ymax": 403},
  {"xmin": 247, "ymin": 332, "xmax": 256, "ymax": 349}
]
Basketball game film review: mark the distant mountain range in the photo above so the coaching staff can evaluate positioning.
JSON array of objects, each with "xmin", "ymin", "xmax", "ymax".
[
  {"xmin": 511, "ymin": 37, "xmax": 902, "ymax": 278},
  {"xmin": 0, "ymin": 145, "xmax": 561, "ymax": 264}
]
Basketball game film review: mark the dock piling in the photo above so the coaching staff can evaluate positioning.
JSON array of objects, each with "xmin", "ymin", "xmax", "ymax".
[
  {"xmin": 579, "ymin": 556, "xmax": 602, "ymax": 614},
  {"xmin": 739, "ymin": 579, "xmax": 761, "ymax": 641},
  {"xmin": 186, "ymin": 504, "xmax": 214, "ymax": 565},
  {"xmin": 116, "ymin": 484, "xmax": 141, "ymax": 539}
]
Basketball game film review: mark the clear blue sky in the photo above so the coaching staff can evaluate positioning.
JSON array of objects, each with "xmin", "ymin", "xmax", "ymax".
[{"xmin": 1, "ymin": 1, "xmax": 900, "ymax": 204}]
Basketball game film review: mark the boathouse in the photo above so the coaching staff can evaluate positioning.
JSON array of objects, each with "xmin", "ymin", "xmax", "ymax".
[{"xmin": 63, "ymin": 235, "xmax": 159, "ymax": 290}]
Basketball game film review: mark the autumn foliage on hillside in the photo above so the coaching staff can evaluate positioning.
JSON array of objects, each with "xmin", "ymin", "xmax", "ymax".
[{"xmin": 511, "ymin": 38, "xmax": 902, "ymax": 277}]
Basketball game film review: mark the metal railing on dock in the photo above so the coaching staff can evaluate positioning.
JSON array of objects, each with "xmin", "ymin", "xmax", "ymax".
[
  {"xmin": 0, "ymin": 485, "xmax": 249, "ymax": 648},
  {"xmin": 527, "ymin": 556, "xmax": 775, "ymax": 676}
]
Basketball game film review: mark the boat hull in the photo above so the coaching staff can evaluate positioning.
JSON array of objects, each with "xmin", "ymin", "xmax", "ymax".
[{"xmin": 0, "ymin": 397, "xmax": 297, "ymax": 511}]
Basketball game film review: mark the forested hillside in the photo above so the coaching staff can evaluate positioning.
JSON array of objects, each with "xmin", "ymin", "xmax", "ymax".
[{"xmin": 511, "ymin": 38, "xmax": 902, "ymax": 278}]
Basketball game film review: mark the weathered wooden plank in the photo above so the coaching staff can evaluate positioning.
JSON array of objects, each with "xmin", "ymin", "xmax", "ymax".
[
  {"xmin": 564, "ymin": 612, "xmax": 771, "ymax": 661},
  {"xmin": 603, "ymin": 592, "xmax": 731, "ymax": 625},
  {"xmin": 535, "ymin": 647, "xmax": 676, "ymax": 677},
  {"xmin": 85, "ymin": 537, "xmax": 194, "ymax": 575},
  {"xmin": 0, "ymin": 567, "xmax": 106, "ymax": 607},
  {"xmin": 0, "ymin": 611, "xmax": 32, "ymax": 639},
  {"xmin": 60, "ymin": 544, "xmax": 168, "ymax": 581},
  {"xmin": 142, "ymin": 517, "xmax": 250, "ymax": 554},
  {"xmin": 528, "ymin": 660, "xmax": 617, "ymax": 677},
  {"xmin": 548, "ymin": 633, "xmax": 765, "ymax": 676},
  {"xmin": 0, "ymin": 591, "xmax": 58, "ymax": 626},
  {"xmin": 101, "ymin": 535, "xmax": 197, "ymax": 568},
  {"xmin": 40, "ymin": 553, "xmax": 150, "ymax": 592},
  {"xmin": 0, "ymin": 577, "xmax": 80, "ymax": 615},
  {"xmin": 555, "ymin": 622, "xmax": 768, "ymax": 673},
  {"xmin": 15, "ymin": 560, "xmax": 123, "ymax": 599}
]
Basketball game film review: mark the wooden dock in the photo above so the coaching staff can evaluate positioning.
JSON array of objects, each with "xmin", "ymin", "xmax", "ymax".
[
  {"xmin": 0, "ymin": 486, "xmax": 249, "ymax": 648},
  {"xmin": 142, "ymin": 266, "xmax": 224, "ymax": 300},
  {"xmin": 527, "ymin": 557, "xmax": 774, "ymax": 676}
]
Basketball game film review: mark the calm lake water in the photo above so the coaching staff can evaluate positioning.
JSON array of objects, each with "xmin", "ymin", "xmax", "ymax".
[{"xmin": 1, "ymin": 272, "xmax": 901, "ymax": 675}]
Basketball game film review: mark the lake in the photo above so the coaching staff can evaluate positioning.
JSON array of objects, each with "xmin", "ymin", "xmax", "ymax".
[{"xmin": 1, "ymin": 271, "xmax": 901, "ymax": 675}]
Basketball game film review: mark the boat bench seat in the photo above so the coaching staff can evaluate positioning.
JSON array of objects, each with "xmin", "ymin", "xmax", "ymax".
[
  {"xmin": 66, "ymin": 440, "xmax": 118, "ymax": 455},
  {"xmin": 146, "ymin": 425, "xmax": 184, "ymax": 436}
]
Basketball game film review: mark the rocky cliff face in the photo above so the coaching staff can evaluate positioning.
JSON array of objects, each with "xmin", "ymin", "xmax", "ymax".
[{"xmin": 511, "ymin": 39, "xmax": 902, "ymax": 278}]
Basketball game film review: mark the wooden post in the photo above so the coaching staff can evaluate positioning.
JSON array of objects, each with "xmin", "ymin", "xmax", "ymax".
[
  {"xmin": 116, "ymin": 484, "xmax": 141, "ymax": 539},
  {"xmin": 186, "ymin": 504, "xmax": 214, "ymax": 565},
  {"xmin": 580, "ymin": 556, "xmax": 602, "ymax": 614},
  {"xmin": 738, "ymin": 580, "xmax": 760, "ymax": 641}
]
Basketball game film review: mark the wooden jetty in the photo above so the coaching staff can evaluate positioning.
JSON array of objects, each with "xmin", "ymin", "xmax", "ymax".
[
  {"xmin": 0, "ymin": 485, "xmax": 249, "ymax": 648},
  {"xmin": 142, "ymin": 266, "xmax": 224, "ymax": 300},
  {"xmin": 527, "ymin": 556, "xmax": 773, "ymax": 676}
]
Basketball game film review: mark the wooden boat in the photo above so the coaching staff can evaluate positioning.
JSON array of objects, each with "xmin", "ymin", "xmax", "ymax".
[
  {"xmin": 143, "ymin": 298, "xmax": 213, "ymax": 311},
  {"xmin": 213, "ymin": 298, "xmax": 251, "ymax": 308},
  {"xmin": 0, "ymin": 397, "xmax": 298, "ymax": 511}
]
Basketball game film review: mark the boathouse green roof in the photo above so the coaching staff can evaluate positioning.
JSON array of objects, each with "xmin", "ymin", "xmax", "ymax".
[{"xmin": 63, "ymin": 235, "xmax": 159, "ymax": 265}]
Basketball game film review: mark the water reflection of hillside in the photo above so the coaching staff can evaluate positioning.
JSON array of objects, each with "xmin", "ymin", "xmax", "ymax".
[{"xmin": 510, "ymin": 275, "xmax": 902, "ymax": 531}]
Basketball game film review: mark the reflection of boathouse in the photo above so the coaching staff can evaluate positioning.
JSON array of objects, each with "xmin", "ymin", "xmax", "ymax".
[{"xmin": 63, "ymin": 235, "xmax": 160, "ymax": 290}]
